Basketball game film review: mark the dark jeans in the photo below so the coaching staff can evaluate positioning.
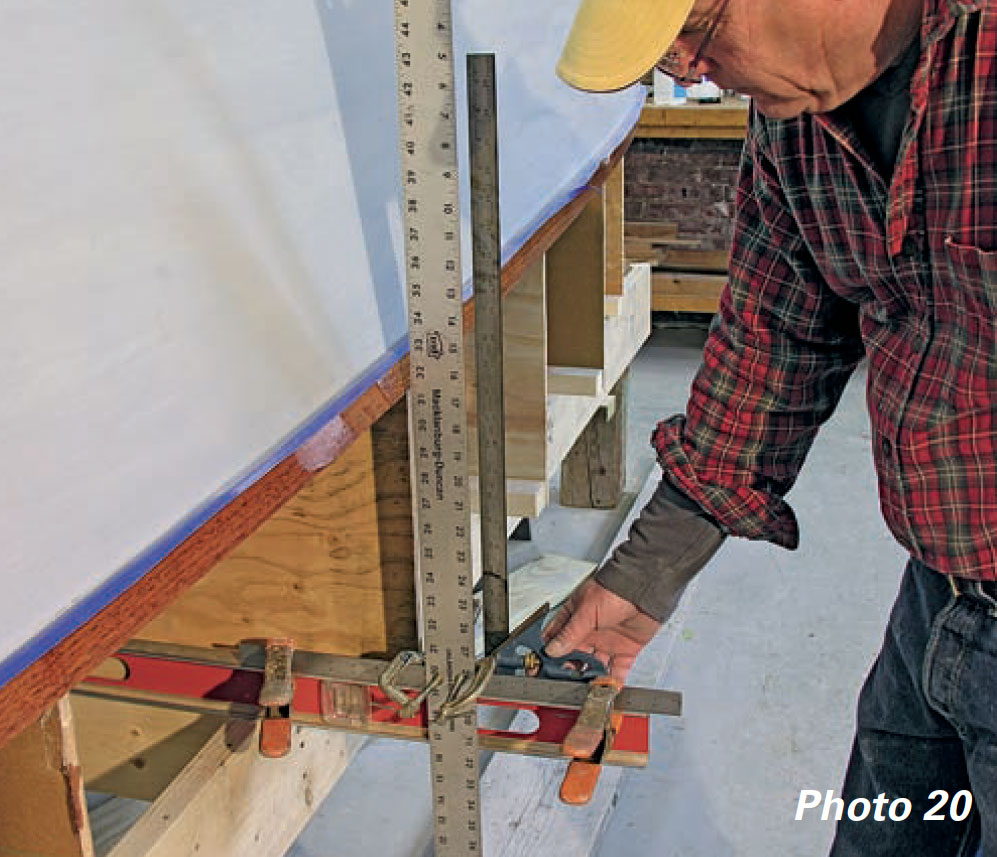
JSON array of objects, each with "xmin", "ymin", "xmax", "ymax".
[{"xmin": 830, "ymin": 559, "xmax": 997, "ymax": 856}]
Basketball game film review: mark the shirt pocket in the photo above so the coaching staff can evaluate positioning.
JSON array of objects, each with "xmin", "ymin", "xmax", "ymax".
[{"xmin": 943, "ymin": 236, "xmax": 997, "ymax": 310}]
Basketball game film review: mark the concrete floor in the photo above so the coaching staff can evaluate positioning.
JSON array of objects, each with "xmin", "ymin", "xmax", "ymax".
[{"xmin": 287, "ymin": 320, "xmax": 906, "ymax": 856}]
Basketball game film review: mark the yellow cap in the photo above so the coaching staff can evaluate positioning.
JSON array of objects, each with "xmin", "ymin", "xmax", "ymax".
[{"xmin": 557, "ymin": 0, "xmax": 697, "ymax": 92}]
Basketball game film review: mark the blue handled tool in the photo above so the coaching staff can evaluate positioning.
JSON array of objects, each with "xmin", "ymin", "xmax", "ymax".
[{"xmin": 494, "ymin": 603, "xmax": 607, "ymax": 681}]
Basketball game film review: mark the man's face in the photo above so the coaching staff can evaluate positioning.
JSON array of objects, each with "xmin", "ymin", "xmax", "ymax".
[{"xmin": 668, "ymin": 0, "xmax": 903, "ymax": 118}]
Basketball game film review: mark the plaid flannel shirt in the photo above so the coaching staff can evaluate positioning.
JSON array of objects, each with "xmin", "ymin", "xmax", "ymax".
[{"xmin": 653, "ymin": 0, "xmax": 997, "ymax": 579}]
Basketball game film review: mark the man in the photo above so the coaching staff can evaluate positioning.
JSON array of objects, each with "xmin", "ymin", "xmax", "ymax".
[{"xmin": 543, "ymin": 0, "xmax": 997, "ymax": 853}]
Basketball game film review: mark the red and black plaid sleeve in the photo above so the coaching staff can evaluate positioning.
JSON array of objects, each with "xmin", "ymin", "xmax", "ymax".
[{"xmin": 653, "ymin": 117, "xmax": 864, "ymax": 548}]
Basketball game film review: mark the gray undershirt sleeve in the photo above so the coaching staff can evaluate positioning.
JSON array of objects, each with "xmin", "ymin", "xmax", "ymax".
[{"xmin": 594, "ymin": 476, "xmax": 725, "ymax": 622}]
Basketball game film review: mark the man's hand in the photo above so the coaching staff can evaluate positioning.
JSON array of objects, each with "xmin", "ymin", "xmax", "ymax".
[{"xmin": 541, "ymin": 579, "xmax": 662, "ymax": 682}]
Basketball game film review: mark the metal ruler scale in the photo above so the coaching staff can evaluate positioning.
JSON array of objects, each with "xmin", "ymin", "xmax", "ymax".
[{"xmin": 393, "ymin": 1, "xmax": 482, "ymax": 853}]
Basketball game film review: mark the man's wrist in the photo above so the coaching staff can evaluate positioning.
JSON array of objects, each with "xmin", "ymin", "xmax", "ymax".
[{"xmin": 594, "ymin": 475, "xmax": 725, "ymax": 622}]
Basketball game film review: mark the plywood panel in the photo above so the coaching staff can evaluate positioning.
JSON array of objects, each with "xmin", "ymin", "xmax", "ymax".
[
  {"xmin": 0, "ymin": 699, "xmax": 93, "ymax": 857},
  {"xmin": 135, "ymin": 399, "xmax": 417, "ymax": 657},
  {"xmin": 73, "ymin": 694, "xmax": 223, "ymax": 801}
]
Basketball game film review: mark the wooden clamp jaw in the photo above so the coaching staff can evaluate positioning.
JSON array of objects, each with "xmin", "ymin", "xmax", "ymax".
[
  {"xmin": 257, "ymin": 639, "xmax": 295, "ymax": 758},
  {"xmin": 559, "ymin": 676, "xmax": 625, "ymax": 806}
]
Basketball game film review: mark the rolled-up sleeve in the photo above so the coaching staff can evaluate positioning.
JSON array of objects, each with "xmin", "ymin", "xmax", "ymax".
[{"xmin": 653, "ymin": 112, "xmax": 865, "ymax": 549}]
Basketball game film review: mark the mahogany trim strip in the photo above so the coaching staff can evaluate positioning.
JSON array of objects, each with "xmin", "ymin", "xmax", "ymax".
[{"xmin": 0, "ymin": 132, "xmax": 634, "ymax": 750}]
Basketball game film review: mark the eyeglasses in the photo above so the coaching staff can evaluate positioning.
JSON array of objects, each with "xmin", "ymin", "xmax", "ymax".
[{"xmin": 657, "ymin": 0, "xmax": 731, "ymax": 86}]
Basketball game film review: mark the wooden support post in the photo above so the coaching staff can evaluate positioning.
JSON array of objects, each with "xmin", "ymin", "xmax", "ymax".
[
  {"xmin": 559, "ymin": 369, "xmax": 629, "ymax": 509},
  {"xmin": 467, "ymin": 256, "xmax": 547, "ymax": 483},
  {"xmin": 0, "ymin": 698, "xmax": 94, "ymax": 857}
]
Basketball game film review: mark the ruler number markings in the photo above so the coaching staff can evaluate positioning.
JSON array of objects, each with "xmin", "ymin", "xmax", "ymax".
[{"xmin": 395, "ymin": 0, "xmax": 482, "ymax": 853}]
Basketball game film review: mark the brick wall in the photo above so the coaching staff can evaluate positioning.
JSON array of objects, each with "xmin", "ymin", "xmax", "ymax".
[{"xmin": 624, "ymin": 138, "xmax": 743, "ymax": 252}]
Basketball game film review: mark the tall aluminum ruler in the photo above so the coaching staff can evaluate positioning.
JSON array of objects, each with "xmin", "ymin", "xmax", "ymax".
[{"xmin": 393, "ymin": 2, "xmax": 482, "ymax": 854}]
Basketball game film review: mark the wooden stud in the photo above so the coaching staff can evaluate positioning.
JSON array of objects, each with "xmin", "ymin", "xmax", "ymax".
[
  {"xmin": 604, "ymin": 161, "xmax": 625, "ymax": 297},
  {"xmin": 604, "ymin": 264, "xmax": 652, "ymax": 390},
  {"xmin": 467, "ymin": 256, "xmax": 547, "ymax": 482}
]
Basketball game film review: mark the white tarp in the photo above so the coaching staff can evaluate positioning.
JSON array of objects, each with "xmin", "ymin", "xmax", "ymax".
[{"xmin": 0, "ymin": 0, "xmax": 643, "ymax": 680}]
